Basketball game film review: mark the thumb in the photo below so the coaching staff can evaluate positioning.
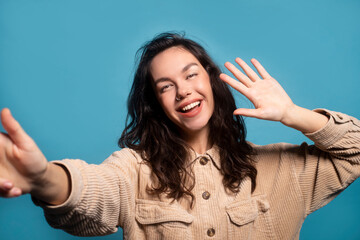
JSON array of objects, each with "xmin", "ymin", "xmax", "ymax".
[
  {"xmin": 233, "ymin": 108, "xmax": 262, "ymax": 119},
  {"xmin": 1, "ymin": 108, "xmax": 33, "ymax": 150}
]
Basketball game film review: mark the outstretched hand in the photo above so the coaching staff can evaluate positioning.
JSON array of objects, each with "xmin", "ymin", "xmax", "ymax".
[
  {"xmin": 220, "ymin": 58, "xmax": 296, "ymax": 124},
  {"xmin": 0, "ymin": 108, "xmax": 48, "ymax": 198}
]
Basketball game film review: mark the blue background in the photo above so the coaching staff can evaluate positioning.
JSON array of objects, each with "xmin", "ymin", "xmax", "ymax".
[{"xmin": 1, "ymin": 0, "xmax": 359, "ymax": 239}]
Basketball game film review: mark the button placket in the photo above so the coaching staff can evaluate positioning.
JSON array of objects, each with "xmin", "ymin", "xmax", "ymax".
[
  {"xmin": 193, "ymin": 155, "xmax": 217, "ymax": 239},
  {"xmin": 199, "ymin": 157, "xmax": 211, "ymax": 201}
]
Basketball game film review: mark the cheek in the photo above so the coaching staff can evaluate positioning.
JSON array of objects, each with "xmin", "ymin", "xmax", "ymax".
[
  {"xmin": 204, "ymin": 80, "xmax": 215, "ymax": 113},
  {"xmin": 158, "ymin": 94, "xmax": 174, "ymax": 114},
  {"xmin": 196, "ymin": 75, "xmax": 210, "ymax": 91},
  {"xmin": 199, "ymin": 77, "xmax": 214, "ymax": 102}
]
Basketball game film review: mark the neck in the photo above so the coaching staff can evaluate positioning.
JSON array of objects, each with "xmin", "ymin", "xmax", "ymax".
[{"xmin": 181, "ymin": 126, "xmax": 212, "ymax": 154}]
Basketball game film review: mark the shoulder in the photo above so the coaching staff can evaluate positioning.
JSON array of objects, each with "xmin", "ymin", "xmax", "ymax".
[
  {"xmin": 102, "ymin": 148, "xmax": 147, "ymax": 169},
  {"xmin": 249, "ymin": 142, "xmax": 314, "ymax": 194},
  {"xmin": 249, "ymin": 141, "xmax": 315, "ymax": 168},
  {"xmin": 109, "ymin": 148, "xmax": 144, "ymax": 161}
]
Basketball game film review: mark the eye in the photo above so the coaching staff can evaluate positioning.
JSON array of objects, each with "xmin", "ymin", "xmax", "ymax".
[
  {"xmin": 186, "ymin": 73, "xmax": 198, "ymax": 80},
  {"xmin": 160, "ymin": 84, "xmax": 173, "ymax": 93}
]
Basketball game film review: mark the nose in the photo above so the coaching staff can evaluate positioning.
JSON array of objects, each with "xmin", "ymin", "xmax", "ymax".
[{"xmin": 176, "ymin": 84, "xmax": 192, "ymax": 101}]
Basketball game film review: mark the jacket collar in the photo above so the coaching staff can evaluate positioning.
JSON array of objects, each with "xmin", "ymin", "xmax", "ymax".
[
  {"xmin": 205, "ymin": 145, "xmax": 221, "ymax": 169},
  {"xmin": 189, "ymin": 145, "xmax": 221, "ymax": 169},
  {"xmin": 190, "ymin": 145, "xmax": 256, "ymax": 200}
]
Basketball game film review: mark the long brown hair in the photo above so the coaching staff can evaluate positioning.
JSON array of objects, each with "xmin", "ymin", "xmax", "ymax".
[{"xmin": 119, "ymin": 32, "xmax": 257, "ymax": 207}]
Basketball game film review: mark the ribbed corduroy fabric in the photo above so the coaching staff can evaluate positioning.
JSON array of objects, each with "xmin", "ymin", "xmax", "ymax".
[{"xmin": 34, "ymin": 109, "xmax": 360, "ymax": 239}]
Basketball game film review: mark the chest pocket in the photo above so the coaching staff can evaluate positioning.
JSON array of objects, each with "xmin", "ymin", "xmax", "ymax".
[
  {"xmin": 225, "ymin": 194, "xmax": 275, "ymax": 239},
  {"xmin": 135, "ymin": 199, "xmax": 194, "ymax": 239}
]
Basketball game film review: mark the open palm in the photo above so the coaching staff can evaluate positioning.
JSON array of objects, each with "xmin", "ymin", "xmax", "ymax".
[
  {"xmin": 0, "ymin": 108, "xmax": 48, "ymax": 197},
  {"xmin": 220, "ymin": 58, "xmax": 295, "ymax": 123}
]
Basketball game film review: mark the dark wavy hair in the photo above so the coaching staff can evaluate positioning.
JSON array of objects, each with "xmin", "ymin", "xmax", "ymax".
[{"xmin": 119, "ymin": 32, "xmax": 257, "ymax": 207}]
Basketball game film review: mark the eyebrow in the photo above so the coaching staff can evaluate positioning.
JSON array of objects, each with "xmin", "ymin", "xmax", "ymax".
[{"xmin": 154, "ymin": 63, "xmax": 199, "ymax": 85}]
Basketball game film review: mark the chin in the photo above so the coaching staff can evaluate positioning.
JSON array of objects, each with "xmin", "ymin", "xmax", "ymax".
[{"xmin": 180, "ymin": 119, "xmax": 210, "ymax": 133}]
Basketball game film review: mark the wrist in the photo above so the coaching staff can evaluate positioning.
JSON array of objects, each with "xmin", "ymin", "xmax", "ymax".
[
  {"xmin": 30, "ymin": 162, "xmax": 70, "ymax": 205},
  {"xmin": 280, "ymin": 103, "xmax": 300, "ymax": 127},
  {"xmin": 280, "ymin": 105, "xmax": 329, "ymax": 133}
]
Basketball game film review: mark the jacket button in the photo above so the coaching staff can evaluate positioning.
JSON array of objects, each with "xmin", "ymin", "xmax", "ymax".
[
  {"xmin": 202, "ymin": 191, "xmax": 210, "ymax": 200},
  {"xmin": 199, "ymin": 157, "xmax": 208, "ymax": 165},
  {"xmin": 207, "ymin": 228, "xmax": 215, "ymax": 237}
]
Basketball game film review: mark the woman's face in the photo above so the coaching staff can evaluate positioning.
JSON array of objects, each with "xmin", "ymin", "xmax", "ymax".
[{"xmin": 150, "ymin": 46, "xmax": 214, "ymax": 137}]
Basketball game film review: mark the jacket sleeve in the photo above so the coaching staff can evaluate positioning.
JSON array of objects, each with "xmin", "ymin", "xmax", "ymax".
[
  {"xmin": 292, "ymin": 109, "xmax": 360, "ymax": 216},
  {"xmin": 32, "ymin": 148, "xmax": 139, "ymax": 237}
]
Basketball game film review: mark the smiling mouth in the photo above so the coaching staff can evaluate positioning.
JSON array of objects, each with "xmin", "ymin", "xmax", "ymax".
[{"xmin": 180, "ymin": 101, "xmax": 201, "ymax": 113}]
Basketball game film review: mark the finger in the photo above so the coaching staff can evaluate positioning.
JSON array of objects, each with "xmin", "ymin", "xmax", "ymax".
[
  {"xmin": 235, "ymin": 58, "xmax": 261, "ymax": 82},
  {"xmin": 10, "ymin": 187, "xmax": 22, "ymax": 197},
  {"xmin": 0, "ymin": 132, "xmax": 10, "ymax": 146},
  {"xmin": 0, "ymin": 178, "xmax": 22, "ymax": 198},
  {"xmin": 219, "ymin": 73, "xmax": 248, "ymax": 96},
  {"xmin": 233, "ymin": 108, "xmax": 262, "ymax": 119},
  {"xmin": 0, "ymin": 187, "xmax": 22, "ymax": 198},
  {"xmin": 224, "ymin": 62, "xmax": 253, "ymax": 87},
  {"xmin": 250, "ymin": 58, "xmax": 271, "ymax": 79},
  {"xmin": 1, "ymin": 108, "xmax": 32, "ymax": 150},
  {"xmin": 0, "ymin": 178, "xmax": 13, "ymax": 191}
]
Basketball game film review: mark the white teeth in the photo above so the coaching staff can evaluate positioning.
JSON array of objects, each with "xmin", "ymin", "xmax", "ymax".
[{"xmin": 182, "ymin": 101, "xmax": 200, "ymax": 112}]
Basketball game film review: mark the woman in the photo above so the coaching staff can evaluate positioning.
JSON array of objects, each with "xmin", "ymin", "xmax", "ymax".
[{"xmin": 0, "ymin": 32, "xmax": 359, "ymax": 239}]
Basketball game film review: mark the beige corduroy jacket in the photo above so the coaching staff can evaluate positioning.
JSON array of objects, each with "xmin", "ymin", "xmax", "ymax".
[{"xmin": 35, "ymin": 109, "xmax": 360, "ymax": 239}]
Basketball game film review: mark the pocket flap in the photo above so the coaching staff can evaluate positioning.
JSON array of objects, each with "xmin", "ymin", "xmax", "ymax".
[
  {"xmin": 226, "ymin": 199, "xmax": 258, "ymax": 226},
  {"xmin": 135, "ymin": 199, "xmax": 194, "ymax": 225},
  {"xmin": 225, "ymin": 195, "xmax": 270, "ymax": 226}
]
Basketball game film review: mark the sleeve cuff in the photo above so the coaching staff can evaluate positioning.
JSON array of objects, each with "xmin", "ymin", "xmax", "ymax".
[
  {"xmin": 32, "ymin": 159, "xmax": 84, "ymax": 214},
  {"xmin": 305, "ymin": 108, "xmax": 350, "ymax": 150}
]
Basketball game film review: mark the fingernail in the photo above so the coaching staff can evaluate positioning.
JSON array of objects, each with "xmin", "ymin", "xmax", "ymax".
[
  {"xmin": 4, "ymin": 182, "xmax": 12, "ymax": 188},
  {"xmin": 13, "ymin": 188, "xmax": 21, "ymax": 196}
]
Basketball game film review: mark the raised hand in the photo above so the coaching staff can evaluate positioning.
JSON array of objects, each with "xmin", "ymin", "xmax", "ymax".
[
  {"xmin": 220, "ymin": 58, "xmax": 329, "ymax": 133},
  {"xmin": 0, "ymin": 108, "xmax": 48, "ymax": 198},
  {"xmin": 220, "ymin": 58, "xmax": 296, "ymax": 123}
]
